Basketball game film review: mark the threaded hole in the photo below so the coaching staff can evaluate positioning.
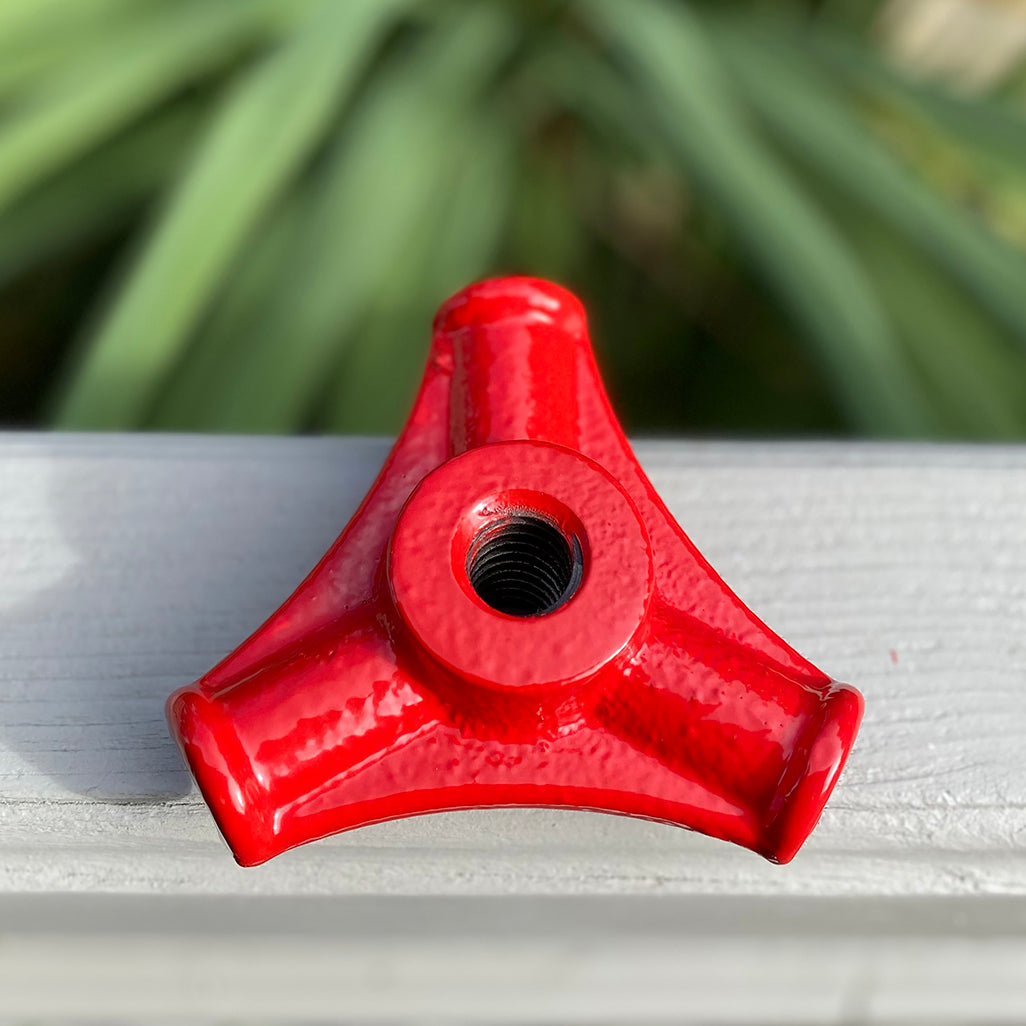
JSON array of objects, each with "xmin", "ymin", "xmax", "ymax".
[{"xmin": 467, "ymin": 513, "xmax": 582, "ymax": 617}]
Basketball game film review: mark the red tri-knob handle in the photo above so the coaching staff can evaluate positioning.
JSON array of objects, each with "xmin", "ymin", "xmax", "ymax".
[{"xmin": 167, "ymin": 277, "xmax": 863, "ymax": 867}]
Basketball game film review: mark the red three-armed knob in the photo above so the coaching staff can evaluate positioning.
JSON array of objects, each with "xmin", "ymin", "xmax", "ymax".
[{"xmin": 167, "ymin": 277, "xmax": 863, "ymax": 867}]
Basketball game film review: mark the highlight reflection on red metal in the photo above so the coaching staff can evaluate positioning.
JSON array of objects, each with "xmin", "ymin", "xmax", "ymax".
[{"xmin": 167, "ymin": 277, "xmax": 863, "ymax": 867}]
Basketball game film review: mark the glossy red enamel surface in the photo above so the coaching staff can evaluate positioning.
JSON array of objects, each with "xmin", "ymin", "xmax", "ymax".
[{"xmin": 167, "ymin": 276, "xmax": 863, "ymax": 867}]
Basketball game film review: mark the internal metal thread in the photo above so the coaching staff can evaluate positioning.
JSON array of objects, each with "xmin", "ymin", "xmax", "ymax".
[{"xmin": 467, "ymin": 513, "xmax": 582, "ymax": 617}]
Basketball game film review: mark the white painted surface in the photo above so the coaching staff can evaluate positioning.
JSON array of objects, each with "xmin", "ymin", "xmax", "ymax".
[{"xmin": 1, "ymin": 434, "xmax": 1024, "ymax": 1022}]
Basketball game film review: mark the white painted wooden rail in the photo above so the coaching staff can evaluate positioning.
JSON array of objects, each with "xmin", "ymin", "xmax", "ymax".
[{"xmin": 1, "ymin": 434, "xmax": 1024, "ymax": 1023}]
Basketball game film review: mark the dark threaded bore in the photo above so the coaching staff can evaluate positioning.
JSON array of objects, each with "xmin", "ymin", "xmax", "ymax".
[{"xmin": 467, "ymin": 513, "xmax": 583, "ymax": 617}]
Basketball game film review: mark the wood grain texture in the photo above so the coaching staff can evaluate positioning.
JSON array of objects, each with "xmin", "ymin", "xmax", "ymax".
[{"xmin": 3, "ymin": 434, "xmax": 1026, "ymax": 1022}]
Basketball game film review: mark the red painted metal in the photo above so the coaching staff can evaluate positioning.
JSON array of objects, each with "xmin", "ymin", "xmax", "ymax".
[{"xmin": 167, "ymin": 276, "xmax": 863, "ymax": 867}]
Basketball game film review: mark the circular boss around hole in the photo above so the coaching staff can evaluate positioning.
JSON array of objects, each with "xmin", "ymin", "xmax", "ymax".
[
  {"xmin": 388, "ymin": 440, "xmax": 652, "ymax": 691},
  {"xmin": 466, "ymin": 512, "xmax": 583, "ymax": 617}
]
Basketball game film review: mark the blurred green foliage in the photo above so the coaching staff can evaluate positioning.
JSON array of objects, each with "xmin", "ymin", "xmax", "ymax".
[{"xmin": 1, "ymin": 0, "xmax": 1025, "ymax": 437}]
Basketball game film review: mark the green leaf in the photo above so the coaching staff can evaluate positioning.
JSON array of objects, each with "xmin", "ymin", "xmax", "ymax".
[
  {"xmin": 0, "ymin": 0, "xmax": 294, "ymax": 213},
  {"xmin": 0, "ymin": 0, "xmax": 150, "ymax": 46},
  {"xmin": 831, "ymin": 198, "xmax": 1026, "ymax": 438},
  {"xmin": 0, "ymin": 104, "xmax": 197, "ymax": 284},
  {"xmin": 156, "ymin": 5, "xmax": 519, "ymax": 433},
  {"xmin": 524, "ymin": 39, "xmax": 670, "ymax": 162},
  {"xmin": 51, "ymin": 0, "xmax": 404, "ymax": 428},
  {"xmin": 808, "ymin": 27, "xmax": 1026, "ymax": 173},
  {"xmin": 320, "ymin": 111, "xmax": 515, "ymax": 434},
  {"xmin": 145, "ymin": 189, "xmax": 311, "ymax": 429},
  {"xmin": 713, "ymin": 21, "xmax": 1026, "ymax": 358},
  {"xmin": 586, "ymin": 0, "xmax": 936, "ymax": 435}
]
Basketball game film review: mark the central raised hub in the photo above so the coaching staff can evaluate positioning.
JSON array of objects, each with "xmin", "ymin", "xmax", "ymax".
[{"xmin": 388, "ymin": 439, "xmax": 653, "ymax": 692}]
